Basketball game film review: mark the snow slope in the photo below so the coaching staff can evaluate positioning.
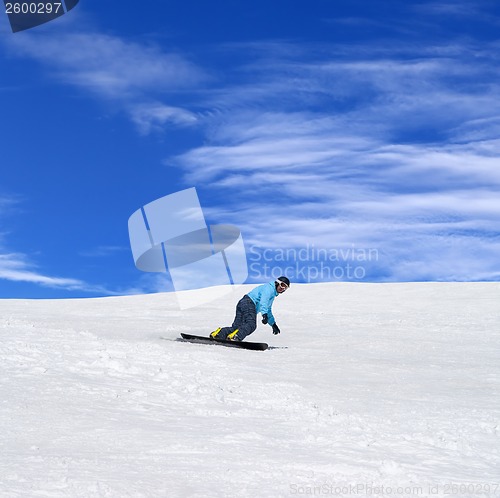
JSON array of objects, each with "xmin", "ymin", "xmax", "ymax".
[{"xmin": 1, "ymin": 283, "xmax": 499, "ymax": 497}]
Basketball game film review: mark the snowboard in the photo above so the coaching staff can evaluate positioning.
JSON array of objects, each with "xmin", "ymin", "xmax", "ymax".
[{"xmin": 179, "ymin": 333, "xmax": 268, "ymax": 351}]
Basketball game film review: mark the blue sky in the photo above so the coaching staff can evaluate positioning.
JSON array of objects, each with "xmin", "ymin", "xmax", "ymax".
[{"xmin": 1, "ymin": 0, "xmax": 500, "ymax": 298}]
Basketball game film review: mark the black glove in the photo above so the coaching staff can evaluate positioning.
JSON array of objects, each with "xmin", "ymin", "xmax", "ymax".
[
  {"xmin": 262, "ymin": 313, "xmax": 268, "ymax": 325},
  {"xmin": 272, "ymin": 323, "xmax": 280, "ymax": 335}
]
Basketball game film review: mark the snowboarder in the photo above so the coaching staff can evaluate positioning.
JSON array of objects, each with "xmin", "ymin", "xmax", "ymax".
[{"xmin": 210, "ymin": 276, "xmax": 290, "ymax": 341}]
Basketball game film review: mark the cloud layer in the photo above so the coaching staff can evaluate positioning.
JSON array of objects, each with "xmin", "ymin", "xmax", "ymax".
[
  {"xmin": 172, "ymin": 40, "xmax": 500, "ymax": 281},
  {"xmin": 5, "ymin": 30, "xmax": 204, "ymax": 133},
  {"xmin": 2, "ymin": 5, "xmax": 499, "ymax": 291}
]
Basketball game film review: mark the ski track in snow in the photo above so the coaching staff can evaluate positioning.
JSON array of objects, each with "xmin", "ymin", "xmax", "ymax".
[{"xmin": 0, "ymin": 283, "xmax": 499, "ymax": 497}]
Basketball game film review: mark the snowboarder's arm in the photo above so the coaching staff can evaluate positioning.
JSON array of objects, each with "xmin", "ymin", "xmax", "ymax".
[{"xmin": 259, "ymin": 286, "xmax": 276, "ymax": 326}]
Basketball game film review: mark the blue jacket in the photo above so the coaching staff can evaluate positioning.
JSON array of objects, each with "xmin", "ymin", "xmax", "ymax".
[{"xmin": 247, "ymin": 281, "xmax": 279, "ymax": 326}]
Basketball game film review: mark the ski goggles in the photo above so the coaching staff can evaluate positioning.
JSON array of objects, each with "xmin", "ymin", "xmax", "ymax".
[{"xmin": 276, "ymin": 280, "xmax": 289, "ymax": 291}]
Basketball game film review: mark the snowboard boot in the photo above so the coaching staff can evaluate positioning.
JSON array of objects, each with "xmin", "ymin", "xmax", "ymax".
[
  {"xmin": 226, "ymin": 329, "xmax": 240, "ymax": 341},
  {"xmin": 210, "ymin": 327, "xmax": 222, "ymax": 339}
]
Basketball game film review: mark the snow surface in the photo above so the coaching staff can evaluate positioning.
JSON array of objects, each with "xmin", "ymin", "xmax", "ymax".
[{"xmin": 1, "ymin": 282, "xmax": 499, "ymax": 498}]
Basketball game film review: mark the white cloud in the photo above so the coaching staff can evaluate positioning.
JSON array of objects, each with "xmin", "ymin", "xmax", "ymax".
[
  {"xmin": 4, "ymin": 27, "xmax": 499, "ymax": 282},
  {"xmin": 7, "ymin": 32, "xmax": 204, "ymax": 97},
  {"xmin": 0, "ymin": 248, "xmax": 160, "ymax": 296},
  {"xmin": 0, "ymin": 252, "xmax": 84, "ymax": 289},
  {"xmin": 170, "ymin": 40, "xmax": 500, "ymax": 281},
  {"xmin": 128, "ymin": 102, "xmax": 198, "ymax": 135},
  {"xmin": 114, "ymin": 273, "xmax": 173, "ymax": 296},
  {"xmin": 0, "ymin": 193, "xmax": 21, "ymax": 212},
  {"xmin": 413, "ymin": 0, "xmax": 500, "ymax": 25},
  {"xmin": 0, "ymin": 196, "xmax": 98, "ymax": 293},
  {"xmin": 4, "ymin": 31, "xmax": 205, "ymax": 134},
  {"xmin": 78, "ymin": 246, "xmax": 128, "ymax": 258}
]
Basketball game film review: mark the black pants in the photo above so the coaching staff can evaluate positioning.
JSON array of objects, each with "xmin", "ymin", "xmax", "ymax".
[{"xmin": 218, "ymin": 295, "xmax": 257, "ymax": 340}]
